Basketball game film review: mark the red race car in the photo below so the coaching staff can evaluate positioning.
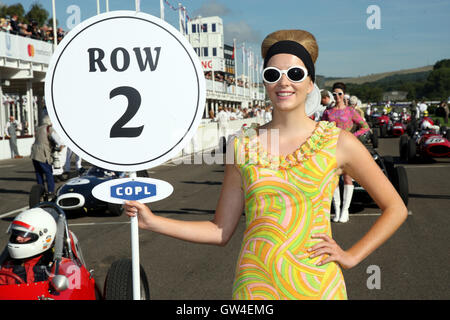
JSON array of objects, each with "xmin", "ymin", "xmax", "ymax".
[
  {"xmin": 400, "ymin": 127, "xmax": 450, "ymax": 162},
  {"xmin": 0, "ymin": 202, "xmax": 150, "ymax": 300}
]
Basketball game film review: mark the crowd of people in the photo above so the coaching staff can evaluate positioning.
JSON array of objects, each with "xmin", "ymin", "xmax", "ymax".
[
  {"xmin": 0, "ymin": 14, "xmax": 65, "ymax": 43},
  {"xmin": 204, "ymin": 71, "xmax": 251, "ymax": 88}
]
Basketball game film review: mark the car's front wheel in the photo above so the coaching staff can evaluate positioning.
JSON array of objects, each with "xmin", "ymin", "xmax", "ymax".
[
  {"xmin": 29, "ymin": 184, "xmax": 46, "ymax": 208},
  {"xmin": 103, "ymin": 258, "xmax": 150, "ymax": 300},
  {"xmin": 392, "ymin": 166, "xmax": 409, "ymax": 206}
]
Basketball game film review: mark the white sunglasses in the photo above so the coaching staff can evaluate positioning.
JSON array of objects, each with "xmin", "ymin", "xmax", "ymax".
[{"xmin": 262, "ymin": 66, "xmax": 308, "ymax": 83}]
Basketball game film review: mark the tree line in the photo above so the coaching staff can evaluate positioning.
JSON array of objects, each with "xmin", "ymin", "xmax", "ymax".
[{"xmin": 0, "ymin": 2, "xmax": 57, "ymax": 27}]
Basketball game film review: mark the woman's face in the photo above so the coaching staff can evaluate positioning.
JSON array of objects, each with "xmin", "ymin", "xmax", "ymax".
[
  {"xmin": 332, "ymin": 88, "xmax": 345, "ymax": 105},
  {"xmin": 264, "ymin": 53, "xmax": 314, "ymax": 112}
]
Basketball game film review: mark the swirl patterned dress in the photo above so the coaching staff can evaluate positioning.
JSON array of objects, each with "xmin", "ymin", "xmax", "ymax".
[{"xmin": 232, "ymin": 121, "xmax": 347, "ymax": 300}]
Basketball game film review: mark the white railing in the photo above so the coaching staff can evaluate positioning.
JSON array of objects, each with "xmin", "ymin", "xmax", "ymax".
[{"xmin": 0, "ymin": 30, "xmax": 53, "ymax": 64}]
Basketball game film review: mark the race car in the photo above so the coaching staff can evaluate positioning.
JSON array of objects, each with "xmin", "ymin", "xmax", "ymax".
[
  {"xmin": 0, "ymin": 202, "xmax": 100, "ymax": 300},
  {"xmin": 29, "ymin": 166, "xmax": 149, "ymax": 216},
  {"xmin": 399, "ymin": 126, "xmax": 450, "ymax": 162},
  {"xmin": 0, "ymin": 202, "xmax": 150, "ymax": 300},
  {"xmin": 351, "ymin": 147, "xmax": 409, "ymax": 207}
]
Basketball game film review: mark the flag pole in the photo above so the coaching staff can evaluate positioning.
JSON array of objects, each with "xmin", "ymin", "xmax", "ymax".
[
  {"xmin": 51, "ymin": 0, "xmax": 57, "ymax": 50},
  {"xmin": 160, "ymin": 0, "xmax": 165, "ymax": 20}
]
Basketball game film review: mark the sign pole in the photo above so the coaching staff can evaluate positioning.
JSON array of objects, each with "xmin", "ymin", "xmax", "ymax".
[{"xmin": 129, "ymin": 171, "xmax": 141, "ymax": 300}]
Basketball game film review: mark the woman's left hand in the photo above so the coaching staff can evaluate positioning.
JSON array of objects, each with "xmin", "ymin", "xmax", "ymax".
[{"xmin": 308, "ymin": 234, "xmax": 358, "ymax": 270}]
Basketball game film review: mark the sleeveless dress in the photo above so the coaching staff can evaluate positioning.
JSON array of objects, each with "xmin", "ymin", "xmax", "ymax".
[{"xmin": 232, "ymin": 121, "xmax": 347, "ymax": 300}]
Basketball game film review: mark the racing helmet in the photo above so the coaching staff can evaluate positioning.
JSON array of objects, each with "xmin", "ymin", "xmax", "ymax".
[
  {"xmin": 423, "ymin": 110, "xmax": 429, "ymax": 116},
  {"xmin": 7, "ymin": 208, "xmax": 57, "ymax": 259}
]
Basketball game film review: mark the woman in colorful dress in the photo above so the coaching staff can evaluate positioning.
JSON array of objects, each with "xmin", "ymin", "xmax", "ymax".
[
  {"xmin": 321, "ymin": 83, "xmax": 370, "ymax": 223},
  {"xmin": 123, "ymin": 29, "xmax": 407, "ymax": 300}
]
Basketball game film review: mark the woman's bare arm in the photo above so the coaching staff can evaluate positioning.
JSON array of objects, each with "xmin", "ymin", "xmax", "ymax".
[
  {"xmin": 309, "ymin": 130, "xmax": 408, "ymax": 268},
  {"xmin": 124, "ymin": 143, "xmax": 245, "ymax": 246}
]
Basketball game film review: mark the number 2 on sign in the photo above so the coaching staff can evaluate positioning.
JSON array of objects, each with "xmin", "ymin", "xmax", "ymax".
[{"xmin": 110, "ymin": 86, "xmax": 144, "ymax": 138}]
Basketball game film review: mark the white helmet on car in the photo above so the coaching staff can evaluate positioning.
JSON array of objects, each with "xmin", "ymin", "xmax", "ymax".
[{"xmin": 7, "ymin": 208, "xmax": 57, "ymax": 259}]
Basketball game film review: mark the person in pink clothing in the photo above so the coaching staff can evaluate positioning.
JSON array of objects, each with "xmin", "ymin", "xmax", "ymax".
[{"xmin": 321, "ymin": 82, "xmax": 370, "ymax": 223}]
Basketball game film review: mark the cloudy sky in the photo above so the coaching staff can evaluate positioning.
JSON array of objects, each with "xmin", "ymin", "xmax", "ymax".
[{"xmin": 2, "ymin": 0, "xmax": 450, "ymax": 77}]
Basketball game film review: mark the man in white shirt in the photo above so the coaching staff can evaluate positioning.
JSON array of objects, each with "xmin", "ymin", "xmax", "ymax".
[
  {"xmin": 418, "ymin": 101, "xmax": 428, "ymax": 115},
  {"xmin": 4, "ymin": 116, "xmax": 23, "ymax": 159},
  {"xmin": 215, "ymin": 106, "xmax": 229, "ymax": 142},
  {"xmin": 264, "ymin": 106, "xmax": 272, "ymax": 123}
]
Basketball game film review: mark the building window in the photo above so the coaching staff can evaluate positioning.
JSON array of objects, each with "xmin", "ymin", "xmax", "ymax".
[
  {"xmin": 203, "ymin": 47, "xmax": 208, "ymax": 57},
  {"xmin": 212, "ymin": 23, "xmax": 216, "ymax": 32},
  {"xmin": 202, "ymin": 23, "xmax": 207, "ymax": 32},
  {"xmin": 192, "ymin": 24, "xmax": 196, "ymax": 33},
  {"xmin": 194, "ymin": 47, "xmax": 200, "ymax": 56},
  {"xmin": 213, "ymin": 48, "xmax": 217, "ymax": 56}
]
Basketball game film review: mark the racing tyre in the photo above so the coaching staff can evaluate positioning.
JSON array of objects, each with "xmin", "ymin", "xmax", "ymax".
[
  {"xmin": 383, "ymin": 156, "xmax": 395, "ymax": 178},
  {"xmin": 137, "ymin": 170, "xmax": 149, "ymax": 178},
  {"xmin": 380, "ymin": 124, "xmax": 387, "ymax": 138},
  {"xmin": 108, "ymin": 203, "xmax": 123, "ymax": 216},
  {"xmin": 104, "ymin": 258, "xmax": 150, "ymax": 300},
  {"xmin": 392, "ymin": 166, "xmax": 409, "ymax": 206},
  {"xmin": 29, "ymin": 184, "xmax": 46, "ymax": 208},
  {"xmin": 371, "ymin": 129, "xmax": 379, "ymax": 148},
  {"xmin": 399, "ymin": 135, "xmax": 408, "ymax": 161},
  {"xmin": 406, "ymin": 138, "xmax": 416, "ymax": 162}
]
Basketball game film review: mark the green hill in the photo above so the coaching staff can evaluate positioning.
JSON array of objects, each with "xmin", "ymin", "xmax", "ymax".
[{"xmin": 323, "ymin": 65, "xmax": 433, "ymax": 87}]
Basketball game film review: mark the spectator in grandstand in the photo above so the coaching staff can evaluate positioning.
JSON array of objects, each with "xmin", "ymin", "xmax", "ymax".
[
  {"xmin": 9, "ymin": 14, "xmax": 20, "ymax": 35},
  {"xmin": 19, "ymin": 23, "xmax": 32, "ymax": 37},
  {"xmin": 1, "ymin": 18, "xmax": 11, "ymax": 31},
  {"xmin": 57, "ymin": 27, "xmax": 64, "ymax": 43}
]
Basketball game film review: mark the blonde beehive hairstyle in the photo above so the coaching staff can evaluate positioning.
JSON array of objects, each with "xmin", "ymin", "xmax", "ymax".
[{"xmin": 261, "ymin": 30, "xmax": 319, "ymax": 64}]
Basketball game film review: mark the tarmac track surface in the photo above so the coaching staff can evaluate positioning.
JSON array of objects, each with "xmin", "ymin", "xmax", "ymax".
[{"xmin": 0, "ymin": 136, "xmax": 449, "ymax": 299}]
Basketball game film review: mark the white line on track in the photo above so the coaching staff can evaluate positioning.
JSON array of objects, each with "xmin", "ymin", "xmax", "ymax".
[
  {"xmin": 404, "ymin": 164, "xmax": 450, "ymax": 168},
  {"xmin": 0, "ymin": 206, "xmax": 28, "ymax": 219},
  {"xmin": 68, "ymin": 221, "xmax": 130, "ymax": 227},
  {"xmin": 0, "ymin": 165, "xmax": 15, "ymax": 169},
  {"xmin": 332, "ymin": 210, "xmax": 413, "ymax": 217}
]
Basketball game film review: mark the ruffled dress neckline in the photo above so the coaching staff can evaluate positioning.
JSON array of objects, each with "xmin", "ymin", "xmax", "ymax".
[{"xmin": 241, "ymin": 121, "xmax": 337, "ymax": 169}]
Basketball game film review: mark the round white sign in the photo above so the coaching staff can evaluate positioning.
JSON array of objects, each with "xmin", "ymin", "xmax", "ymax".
[{"xmin": 45, "ymin": 11, "xmax": 205, "ymax": 171}]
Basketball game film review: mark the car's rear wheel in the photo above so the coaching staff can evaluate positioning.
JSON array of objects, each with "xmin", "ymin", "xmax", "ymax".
[
  {"xmin": 382, "ymin": 156, "xmax": 395, "ymax": 178},
  {"xmin": 399, "ymin": 135, "xmax": 408, "ymax": 161},
  {"xmin": 108, "ymin": 203, "xmax": 123, "ymax": 216},
  {"xmin": 380, "ymin": 124, "xmax": 387, "ymax": 138},
  {"xmin": 406, "ymin": 138, "xmax": 416, "ymax": 162},
  {"xmin": 392, "ymin": 166, "xmax": 409, "ymax": 206},
  {"xmin": 137, "ymin": 170, "xmax": 149, "ymax": 178},
  {"xmin": 104, "ymin": 258, "xmax": 150, "ymax": 300},
  {"xmin": 371, "ymin": 129, "xmax": 379, "ymax": 148},
  {"xmin": 29, "ymin": 184, "xmax": 46, "ymax": 208}
]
